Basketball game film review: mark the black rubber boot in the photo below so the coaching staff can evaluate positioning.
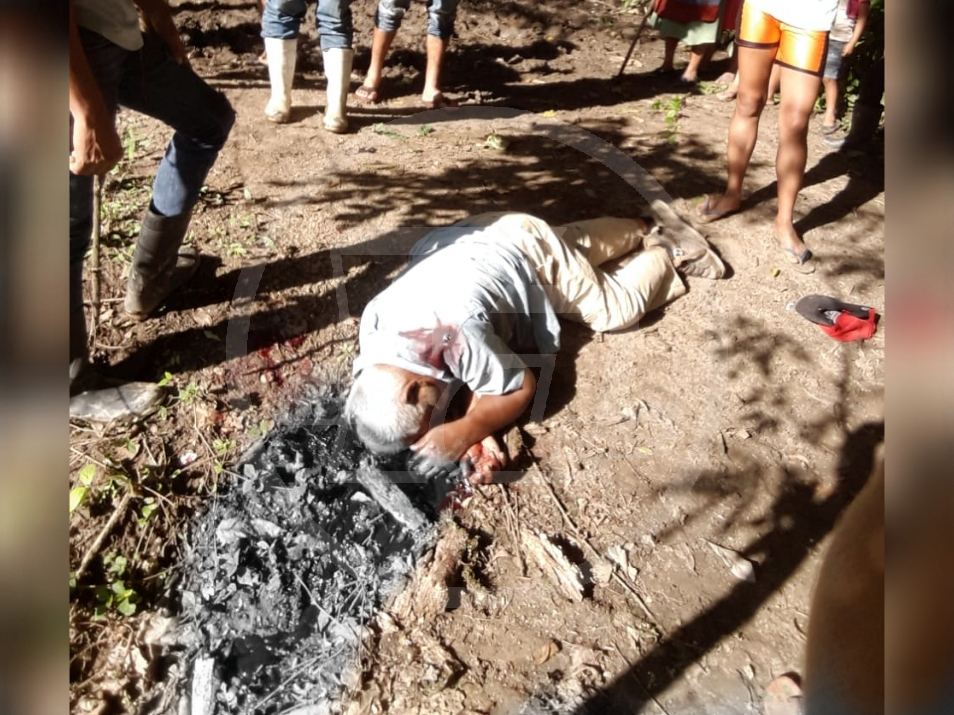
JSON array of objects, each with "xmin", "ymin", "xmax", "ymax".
[
  {"xmin": 69, "ymin": 308, "xmax": 166, "ymax": 423},
  {"xmin": 124, "ymin": 208, "xmax": 199, "ymax": 320}
]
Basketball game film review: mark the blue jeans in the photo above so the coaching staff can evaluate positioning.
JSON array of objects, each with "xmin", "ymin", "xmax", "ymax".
[
  {"xmin": 69, "ymin": 29, "xmax": 234, "ymax": 314},
  {"xmin": 261, "ymin": 0, "xmax": 353, "ymax": 51},
  {"xmin": 375, "ymin": 0, "xmax": 458, "ymax": 40}
]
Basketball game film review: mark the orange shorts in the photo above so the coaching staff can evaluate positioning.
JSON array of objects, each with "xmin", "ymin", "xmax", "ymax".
[{"xmin": 737, "ymin": 3, "xmax": 829, "ymax": 76}]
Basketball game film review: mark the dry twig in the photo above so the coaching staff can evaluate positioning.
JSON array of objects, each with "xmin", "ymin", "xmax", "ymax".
[
  {"xmin": 74, "ymin": 491, "xmax": 133, "ymax": 582},
  {"xmin": 532, "ymin": 461, "xmax": 656, "ymax": 621}
]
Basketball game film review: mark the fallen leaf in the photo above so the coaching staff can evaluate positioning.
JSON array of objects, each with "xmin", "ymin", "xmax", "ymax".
[
  {"xmin": 534, "ymin": 639, "xmax": 561, "ymax": 665},
  {"xmin": 542, "ymin": 110, "xmax": 556, "ymax": 117},
  {"xmin": 705, "ymin": 540, "xmax": 756, "ymax": 583}
]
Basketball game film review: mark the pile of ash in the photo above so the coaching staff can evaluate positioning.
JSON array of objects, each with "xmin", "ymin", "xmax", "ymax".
[{"xmin": 168, "ymin": 388, "xmax": 466, "ymax": 715}]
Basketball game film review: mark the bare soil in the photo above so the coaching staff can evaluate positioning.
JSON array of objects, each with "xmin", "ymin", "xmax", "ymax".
[{"xmin": 69, "ymin": 1, "xmax": 885, "ymax": 713}]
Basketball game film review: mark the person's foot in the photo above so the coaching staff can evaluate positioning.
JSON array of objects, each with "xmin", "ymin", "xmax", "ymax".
[
  {"xmin": 820, "ymin": 121, "xmax": 838, "ymax": 135},
  {"xmin": 717, "ymin": 86, "xmax": 738, "ymax": 101},
  {"xmin": 680, "ymin": 73, "xmax": 699, "ymax": 84},
  {"xmin": 696, "ymin": 193, "xmax": 740, "ymax": 224},
  {"xmin": 763, "ymin": 674, "xmax": 803, "ymax": 715},
  {"xmin": 774, "ymin": 219, "xmax": 815, "ymax": 274},
  {"xmin": 715, "ymin": 71, "xmax": 736, "ymax": 84},
  {"xmin": 645, "ymin": 231, "xmax": 726, "ymax": 279},
  {"xmin": 421, "ymin": 91, "xmax": 458, "ymax": 109},
  {"xmin": 354, "ymin": 84, "xmax": 379, "ymax": 103}
]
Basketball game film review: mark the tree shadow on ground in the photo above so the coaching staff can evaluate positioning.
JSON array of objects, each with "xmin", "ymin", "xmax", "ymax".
[
  {"xmin": 109, "ymin": 125, "xmax": 727, "ymax": 379},
  {"xmin": 571, "ymin": 419, "xmax": 884, "ymax": 714}
]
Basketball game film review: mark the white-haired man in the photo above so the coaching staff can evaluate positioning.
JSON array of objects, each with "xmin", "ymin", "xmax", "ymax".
[{"xmin": 345, "ymin": 211, "xmax": 725, "ymax": 482}]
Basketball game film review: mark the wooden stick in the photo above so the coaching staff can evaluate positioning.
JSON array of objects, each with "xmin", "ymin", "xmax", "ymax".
[
  {"xmin": 74, "ymin": 490, "xmax": 132, "ymax": 583},
  {"xmin": 89, "ymin": 174, "xmax": 104, "ymax": 344},
  {"xmin": 617, "ymin": 0, "xmax": 655, "ymax": 78},
  {"xmin": 534, "ymin": 461, "xmax": 657, "ymax": 622}
]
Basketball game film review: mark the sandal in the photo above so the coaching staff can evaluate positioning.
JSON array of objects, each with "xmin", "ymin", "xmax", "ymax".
[
  {"xmin": 422, "ymin": 92, "xmax": 458, "ymax": 110},
  {"xmin": 354, "ymin": 85, "xmax": 379, "ymax": 103},
  {"xmin": 781, "ymin": 245, "xmax": 816, "ymax": 274},
  {"xmin": 696, "ymin": 195, "xmax": 738, "ymax": 224}
]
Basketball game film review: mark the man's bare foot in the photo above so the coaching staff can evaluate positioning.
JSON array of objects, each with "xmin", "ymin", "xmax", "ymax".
[
  {"xmin": 763, "ymin": 673, "xmax": 803, "ymax": 715},
  {"xmin": 774, "ymin": 219, "xmax": 815, "ymax": 273},
  {"xmin": 697, "ymin": 193, "xmax": 740, "ymax": 224}
]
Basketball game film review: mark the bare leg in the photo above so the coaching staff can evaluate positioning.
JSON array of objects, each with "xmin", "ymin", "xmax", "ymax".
[
  {"xmin": 661, "ymin": 37, "xmax": 677, "ymax": 70},
  {"xmin": 699, "ymin": 46, "xmax": 775, "ymax": 220},
  {"xmin": 683, "ymin": 43, "xmax": 714, "ymax": 82},
  {"xmin": 357, "ymin": 27, "xmax": 396, "ymax": 98},
  {"xmin": 422, "ymin": 34, "xmax": 451, "ymax": 104},
  {"xmin": 775, "ymin": 64, "xmax": 821, "ymax": 262},
  {"xmin": 768, "ymin": 62, "xmax": 781, "ymax": 99},
  {"xmin": 822, "ymin": 76, "xmax": 838, "ymax": 129}
]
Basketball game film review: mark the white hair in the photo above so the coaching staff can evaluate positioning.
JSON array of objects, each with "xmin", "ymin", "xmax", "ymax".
[{"xmin": 344, "ymin": 367, "xmax": 428, "ymax": 455}]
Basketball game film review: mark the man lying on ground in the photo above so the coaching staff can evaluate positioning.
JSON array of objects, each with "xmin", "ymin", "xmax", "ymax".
[{"xmin": 345, "ymin": 211, "xmax": 725, "ymax": 483}]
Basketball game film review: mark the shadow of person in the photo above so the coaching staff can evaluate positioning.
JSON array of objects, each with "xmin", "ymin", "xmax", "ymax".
[{"xmin": 563, "ymin": 420, "xmax": 883, "ymax": 714}]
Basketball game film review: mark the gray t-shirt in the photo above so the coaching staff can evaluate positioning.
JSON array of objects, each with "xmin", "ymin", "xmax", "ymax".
[
  {"xmin": 74, "ymin": 0, "xmax": 144, "ymax": 52},
  {"xmin": 353, "ymin": 219, "xmax": 561, "ymax": 396}
]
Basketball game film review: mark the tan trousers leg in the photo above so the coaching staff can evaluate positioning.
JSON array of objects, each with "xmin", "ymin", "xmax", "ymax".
[{"xmin": 464, "ymin": 213, "xmax": 686, "ymax": 333}]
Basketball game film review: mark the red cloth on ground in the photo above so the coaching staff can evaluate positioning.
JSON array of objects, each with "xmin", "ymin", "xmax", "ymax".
[
  {"xmin": 820, "ymin": 308, "xmax": 877, "ymax": 341},
  {"xmin": 654, "ymin": 0, "xmax": 722, "ymax": 24}
]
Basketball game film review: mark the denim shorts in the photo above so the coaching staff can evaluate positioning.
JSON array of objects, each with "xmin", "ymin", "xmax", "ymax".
[
  {"xmin": 823, "ymin": 39, "xmax": 846, "ymax": 79},
  {"xmin": 262, "ymin": 0, "xmax": 353, "ymax": 51},
  {"xmin": 375, "ymin": 0, "xmax": 458, "ymax": 40}
]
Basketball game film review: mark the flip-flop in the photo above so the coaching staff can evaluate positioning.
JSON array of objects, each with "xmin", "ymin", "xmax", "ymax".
[
  {"xmin": 422, "ymin": 93, "xmax": 458, "ymax": 110},
  {"xmin": 354, "ymin": 85, "xmax": 379, "ymax": 104},
  {"xmin": 763, "ymin": 674, "xmax": 804, "ymax": 715},
  {"xmin": 696, "ymin": 195, "xmax": 737, "ymax": 224},
  {"xmin": 781, "ymin": 245, "xmax": 816, "ymax": 274}
]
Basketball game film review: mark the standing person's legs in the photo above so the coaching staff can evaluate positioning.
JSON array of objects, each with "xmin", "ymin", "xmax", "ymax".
[
  {"xmin": 774, "ymin": 28, "xmax": 826, "ymax": 267},
  {"xmin": 697, "ymin": 5, "xmax": 777, "ymax": 222},
  {"xmin": 821, "ymin": 40, "xmax": 845, "ymax": 131},
  {"xmin": 117, "ymin": 31, "xmax": 235, "ymax": 318},
  {"xmin": 422, "ymin": 0, "xmax": 458, "ymax": 106},
  {"xmin": 662, "ymin": 36, "xmax": 678, "ymax": 71},
  {"xmin": 316, "ymin": 0, "xmax": 354, "ymax": 132},
  {"xmin": 261, "ymin": 0, "xmax": 305, "ymax": 121},
  {"xmin": 356, "ymin": 0, "xmax": 408, "ymax": 101},
  {"xmin": 683, "ymin": 43, "xmax": 714, "ymax": 82}
]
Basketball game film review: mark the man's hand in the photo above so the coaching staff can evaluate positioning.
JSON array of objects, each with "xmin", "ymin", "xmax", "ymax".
[
  {"xmin": 409, "ymin": 422, "xmax": 471, "ymax": 479},
  {"xmin": 842, "ymin": 41, "xmax": 856, "ymax": 57},
  {"xmin": 70, "ymin": 110, "xmax": 123, "ymax": 175},
  {"xmin": 135, "ymin": 0, "xmax": 189, "ymax": 65}
]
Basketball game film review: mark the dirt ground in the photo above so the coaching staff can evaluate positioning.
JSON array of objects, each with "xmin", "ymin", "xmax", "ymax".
[{"xmin": 69, "ymin": 1, "xmax": 885, "ymax": 713}]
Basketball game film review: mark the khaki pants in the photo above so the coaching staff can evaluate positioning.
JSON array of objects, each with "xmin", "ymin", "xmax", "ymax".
[{"xmin": 459, "ymin": 212, "xmax": 686, "ymax": 332}]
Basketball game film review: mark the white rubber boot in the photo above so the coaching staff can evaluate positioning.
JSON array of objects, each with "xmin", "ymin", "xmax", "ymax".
[
  {"xmin": 322, "ymin": 48, "xmax": 354, "ymax": 134},
  {"xmin": 264, "ymin": 37, "xmax": 297, "ymax": 123}
]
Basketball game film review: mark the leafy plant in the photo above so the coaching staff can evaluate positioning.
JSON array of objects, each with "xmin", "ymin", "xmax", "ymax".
[
  {"xmin": 70, "ymin": 464, "xmax": 96, "ymax": 515},
  {"xmin": 416, "ymin": 124, "xmax": 435, "ymax": 137},
  {"xmin": 95, "ymin": 552, "xmax": 139, "ymax": 617},
  {"xmin": 372, "ymin": 123, "xmax": 407, "ymax": 140},
  {"xmin": 651, "ymin": 95, "xmax": 685, "ymax": 142}
]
